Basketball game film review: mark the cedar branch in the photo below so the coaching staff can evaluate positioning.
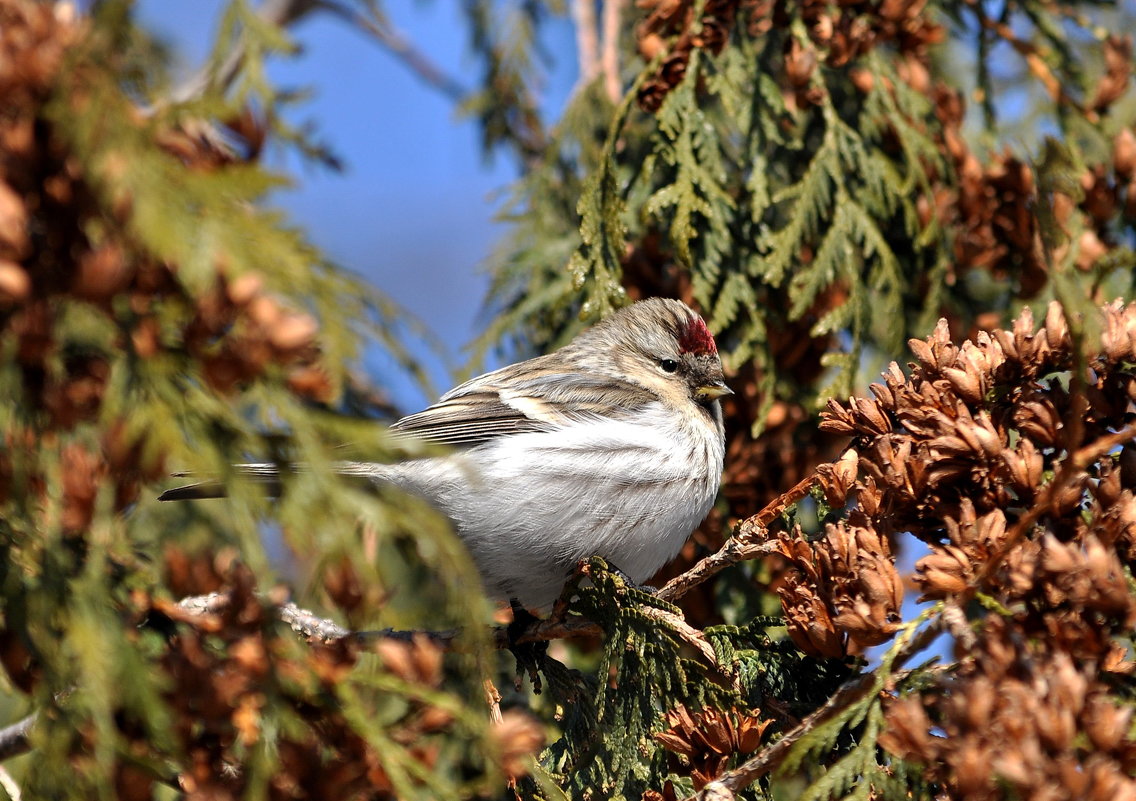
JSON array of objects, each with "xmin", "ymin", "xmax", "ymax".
[
  {"xmin": 688, "ymin": 619, "xmax": 946, "ymax": 800},
  {"xmin": 657, "ymin": 474, "xmax": 820, "ymax": 602}
]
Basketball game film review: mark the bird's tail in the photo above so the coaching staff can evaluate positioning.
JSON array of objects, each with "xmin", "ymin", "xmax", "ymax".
[{"xmin": 158, "ymin": 463, "xmax": 283, "ymax": 502}]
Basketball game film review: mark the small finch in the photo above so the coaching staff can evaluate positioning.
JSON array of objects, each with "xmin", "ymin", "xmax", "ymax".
[{"xmin": 161, "ymin": 298, "xmax": 731, "ymax": 610}]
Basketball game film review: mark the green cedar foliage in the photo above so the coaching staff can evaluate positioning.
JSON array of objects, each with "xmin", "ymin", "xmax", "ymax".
[{"xmin": 0, "ymin": 2, "xmax": 506, "ymax": 798}]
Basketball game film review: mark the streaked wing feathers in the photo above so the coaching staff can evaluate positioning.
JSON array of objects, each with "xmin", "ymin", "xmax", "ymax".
[
  {"xmin": 390, "ymin": 392, "xmax": 553, "ymax": 446},
  {"xmin": 389, "ymin": 363, "xmax": 657, "ymax": 447}
]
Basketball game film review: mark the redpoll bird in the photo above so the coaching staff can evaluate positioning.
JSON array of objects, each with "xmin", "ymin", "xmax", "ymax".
[{"xmin": 161, "ymin": 298, "xmax": 731, "ymax": 610}]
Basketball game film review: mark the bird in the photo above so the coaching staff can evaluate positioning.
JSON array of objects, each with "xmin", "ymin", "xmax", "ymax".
[{"xmin": 160, "ymin": 297, "xmax": 731, "ymax": 611}]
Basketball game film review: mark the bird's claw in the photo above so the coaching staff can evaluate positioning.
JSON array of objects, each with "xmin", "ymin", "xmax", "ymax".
[
  {"xmin": 576, "ymin": 556, "xmax": 658, "ymax": 598},
  {"xmin": 608, "ymin": 563, "xmax": 658, "ymax": 596},
  {"xmin": 506, "ymin": 600, "xmax": 547, "ymax": 694}
]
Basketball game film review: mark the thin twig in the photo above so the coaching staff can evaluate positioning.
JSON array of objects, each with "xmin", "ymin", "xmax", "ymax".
[
  {"xmin": 571, "ymin": 0, "xmax": 601, "ymax": 92},
  {"xmin": 0, "ymin": 765, "xmax": 20, "ymax": 801},
  {"xmin": 166, "ymin": 0, "xmax": 467, "ymax": 107},
  {"xmin": 314, "ymin": 0, "xmax": 467, "ymax": 102},
  {"xmin": 0, "ymin": 714, "xmax": 35, "ymax": 763},
  {"xmin": 483, "ymin": 679, "xmax": 504, "ymax": 726},
  {"xmin": 658, "ymin": 474, "xmax": 819, "ymax": 602},
  {"xmin": 168, "ymin": 0, "xmax": 321, "ymax": 104},
  {"xmin": 960, "ymin": 0, "xmax": 1084, "ymax": 113},
  {"xmin": 600, "ymin": 0, "xmax": 624, "ymax": 103}
]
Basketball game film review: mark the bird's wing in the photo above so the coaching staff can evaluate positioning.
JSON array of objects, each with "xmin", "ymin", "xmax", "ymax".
[
  {"xmin": 160, "ymin": 363, "xmax": 661, "ymax": 496},
  {"xmin": 389, "ymin": 359, "xmax": 657, "ymax": 447},
  {"xmin": 389, "ymin": 389, "xmax": 554, "ymax": 446}
]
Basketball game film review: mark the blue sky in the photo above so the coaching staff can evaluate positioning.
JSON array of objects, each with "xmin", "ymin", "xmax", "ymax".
[{"xmin": 136, "ymin": 2, "xmax": 579, "ymax": 410}]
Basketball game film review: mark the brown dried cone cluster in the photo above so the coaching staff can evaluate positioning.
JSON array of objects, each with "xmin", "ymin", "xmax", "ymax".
[
  {"xmin": 881, "ymin": 618, "xmax": 1136, "ymax": 801},
  {"xmin": 929, "ymin": 87, "xmax": 1044, "ymax": 295},
  {"xmin": 930, "ymin": 84, "xmax": 1134, "ymax": 300},
  {"xmin": 774, "ymin": 518, "xmax": 904, "ymax": 657},
  {"xmin": 635, "ymin": 0, "xmax": 740, "ymax": 112},
  {"xmin": 0, "ymin": 1, "xmax": 331, "ymax": 523},
  {"xmin": 650, "ymin": 704, "xmax": 772, "ymax": 792},
  {"xmin": 811, "ymin": 301, "xmax": 1136, "ymax": 800},
  {"xmin": 771, "ymin": 0, "xmax": 944, "ymax": 111},
  {"xmin": 635, "ymin": 0, "xmax": 943, "ymax": 112},
  {"xmin": 94, "ymin": 550, "xmax": 544, "ymax": 800}
]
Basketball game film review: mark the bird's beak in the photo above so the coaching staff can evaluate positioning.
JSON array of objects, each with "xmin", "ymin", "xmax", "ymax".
[{"xmin": 695, "ymin": 382, "xmax": 733, "ymax": 401}]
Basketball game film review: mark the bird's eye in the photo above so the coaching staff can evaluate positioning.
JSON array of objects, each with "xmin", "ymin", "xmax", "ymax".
[{"xmin": 659, "ymin": 358, "xmax": 679, "ymax": 373}]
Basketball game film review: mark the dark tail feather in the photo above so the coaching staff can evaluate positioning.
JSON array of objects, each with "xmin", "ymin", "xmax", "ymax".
[
  {"xmin": 158, "ymin": 481, "xmax": 229, "ymax": 501},
  {"xmin": 158, "ymin": 463, "xmax": 282, "ymax": 502}
]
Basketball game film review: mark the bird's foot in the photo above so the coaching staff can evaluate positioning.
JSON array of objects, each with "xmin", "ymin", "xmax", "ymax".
[
  {"xmin": 507, "ymin": 599, "xmax": 547, "ymax": 694},
  {"xmin": 576, "ymin": 557, "xmax": 658, "ymax": 599},
  {"xmin": 606, "ymin": 562, "xmax": 658, "ymax": 597}
]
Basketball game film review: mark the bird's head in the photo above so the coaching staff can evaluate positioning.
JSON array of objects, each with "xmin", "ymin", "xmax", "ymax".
[{"xmin": 581, "ymin": 298, "xmax": 732, "ymax": 410}]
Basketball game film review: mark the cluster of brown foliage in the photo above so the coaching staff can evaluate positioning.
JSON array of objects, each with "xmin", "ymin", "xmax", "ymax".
[
  {"xmin": 651, "ymin": 704, "xmax": 772, "ymax": 792},
  {"xmin": 775, "ymin": 0, "xmax": 944, "ymax": 112},
  {"xmin": 114, "ymin": 550, "xmax": 503, "ymax": 801},
  {"xmin": 143, "ymin": 555, "xmax": 368, "ymax": 799},
  {"xmin": 933, "ymin": 54, "xmax": 1134, "ymax": 300},
  {"xmin": 634, "ymin": 0, "xmax": 943, "ymax": 112},
  {"xmin": 787, "ymin": 301, "xmax": 1136, "ymax": 798},
  {"xmin": 186, "ymin": 272, "xmax": 329, "ymax": 400},
  {"xmin": 635, "ymin": 0, "xmax": 739, "ymax": 112},
  {"xmin": 882, "ymin": 619, "xmax": 1135, "ymax": 801},
  {"xmin": 0, "ymin": 1, "xmax": 328, "ymax": 521},
  {"xmin": 775, "ymin": 518, "xmax": 904, "ymax": 657}
]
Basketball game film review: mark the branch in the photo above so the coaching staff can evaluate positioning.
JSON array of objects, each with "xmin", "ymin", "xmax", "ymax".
[
  {"xmin": 689, "ymin": 618, "xmax": 946, "ymax": 800},
  {"xmin": 495, "ymin": 615, "xmax": 602, "ymax": 648},
  {"xmin": 175, "ymin": 581, "xmax": 732, "ymax": 685},
  {"xmin": 657, "ymin": 474, "xmax": 820, "ymax": 602},
  {"xmin": 600, "ymin": 0, "xmax": 624, "ymax": 104},
  {"xmin": 571, "ymin": 0, "xmax": 601, "ymax": 92},
  {"xmin": 639, "ymin": 605, "xmax": 740, "ymax": 692},
  {"xmin": 0, "ymin": 713, "xmax": 35, "ymax": 763},
  {"xmin": 171, "ymin": 591, "xmax": 601, "ymax": 652},
  {"xmin": 314, "ymin": 0, "xmax": 468, "ymax": 102}
]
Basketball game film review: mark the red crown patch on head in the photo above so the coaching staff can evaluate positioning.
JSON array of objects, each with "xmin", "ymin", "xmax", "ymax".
[{"xmin": 678, "ymin": 316, "xmax": 717, "ymax": 355}]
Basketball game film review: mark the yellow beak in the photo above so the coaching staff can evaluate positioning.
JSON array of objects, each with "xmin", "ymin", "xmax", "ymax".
[{"xmin": 695, "ymin": 382, "xmax": 733, "ymax": 401}]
